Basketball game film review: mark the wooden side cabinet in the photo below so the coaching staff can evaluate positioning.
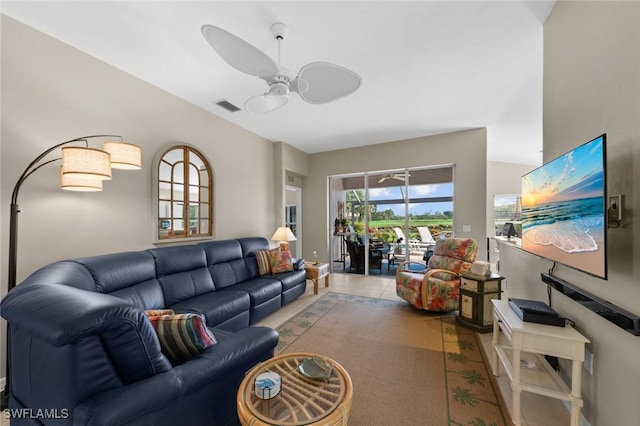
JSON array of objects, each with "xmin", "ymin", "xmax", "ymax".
[
  {"xmin": 456, "ymin": 272, "xmax": 504, "ymax": 333},
  {"xmin": 305, "ymin": 262, "xmax": 330, "ymax": 295}
]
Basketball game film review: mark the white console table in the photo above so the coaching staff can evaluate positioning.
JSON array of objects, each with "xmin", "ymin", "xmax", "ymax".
[{"xmin": 491, "ymin": 299, "xmax": 590, "ymax": 426}]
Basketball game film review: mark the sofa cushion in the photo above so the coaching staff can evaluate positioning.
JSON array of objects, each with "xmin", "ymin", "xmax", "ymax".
[
  {"xmin": 200, "ymin": 240, "xmax": 255, "ymax": 288},
  {"xmin": 238, "ymin": 237, "xmax": 271, "ymax": 258},
  {"xmin": 269, "ymin": 250, "xmax": 294, "ymax": 274},
  {"xmin": 222, "ymin": 277, "xmax": 282, "ymax": 306},
  {"xmin": 171, "ymin": 290, "xmax": 250, "ymax": 328},
  {"xmin": 109, "ymin": 279, "xmax": 166, "ymax": 310},
  {"xmin": 173, "ymin": 326, "xmax": 279, "ymax": 394},
  {"xmin": 208, "ymin": 259, "xmax": 252, "ymax": 289},
  {"xmin": 147, "ymin": 312, "xmax": 217, "ymax": 366},
  {"xmin": 73, "ymin": 251, "xmax": 157, "ymax": 293},
  {"xmin": 200, "ymin": 239, "xmax": 244, "ymax": 265},
  {"xmin": 275, "ymin": 269, "xmax": 308, "ymax": 292},
  {"xmin": 148, "ymin": 245, "xmax": 216, "ymax": 305},
  {"xmin": 73, "ymin": 251, "xmax": 165, "ymax": 309}
]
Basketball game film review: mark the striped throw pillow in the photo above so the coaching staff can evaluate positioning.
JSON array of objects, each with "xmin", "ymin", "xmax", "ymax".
[
  {"xmin": 256, "ymin": 248, "xmax": 279, "ymax": 275},
  {"xmin": 147, "ymin": 313, "xmax": 217, "ymax": 365}
]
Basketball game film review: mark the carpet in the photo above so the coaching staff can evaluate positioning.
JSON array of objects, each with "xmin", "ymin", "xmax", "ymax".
[{"xmin": 275, "ymin": 293, "xmax": 510, "ymax": 426}]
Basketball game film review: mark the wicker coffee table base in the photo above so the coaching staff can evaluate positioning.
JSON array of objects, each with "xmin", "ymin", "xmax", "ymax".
[{"xmin": 237, "ymin": 352, "xmax": 353, "ymax": 426}]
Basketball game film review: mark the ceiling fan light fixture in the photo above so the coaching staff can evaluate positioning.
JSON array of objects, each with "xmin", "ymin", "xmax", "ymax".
[
  {"xmin": 269, "ymin": 81, "xmax": 289, "ymax": 96},
  {"xmin": 245, "ymin": 93, "xmax": 289, "ymax": 115}
]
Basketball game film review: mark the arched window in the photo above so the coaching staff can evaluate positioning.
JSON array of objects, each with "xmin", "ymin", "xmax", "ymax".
[{"xmin": 157, "ymin": 145, "xmax": 213, "ymax": 240}]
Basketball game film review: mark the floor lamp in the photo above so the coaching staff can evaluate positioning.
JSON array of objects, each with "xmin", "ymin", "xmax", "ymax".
[{"xmin": 1, "ymin": 135, "xmax": 142, "ymax": 409}]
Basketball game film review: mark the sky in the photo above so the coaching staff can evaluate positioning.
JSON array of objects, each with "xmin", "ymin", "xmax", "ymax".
[{"xmin": 366, "ymin": 183, "xmax": 453, "ymax": 216}]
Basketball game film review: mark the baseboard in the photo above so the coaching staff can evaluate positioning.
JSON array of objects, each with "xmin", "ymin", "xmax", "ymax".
[{"xmin": 562, "ymin": 401, "xmax": 592, "ymax": 426}]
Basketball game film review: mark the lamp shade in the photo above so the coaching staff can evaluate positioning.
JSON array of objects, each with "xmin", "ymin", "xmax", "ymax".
[
  {"xmin": 61, "ymin": 146, "xmax": 112, "ymax": 180},
  {"xmin": 271, "ymin": 226, "xmax": 297, "ymax": 242},
  {"xmin": 103, "ymin": 141, "xmax": 142, "ymax": 170},
  {"xmin": 60, "ymin": 169, "xmax": 103, "ymax": 191}
]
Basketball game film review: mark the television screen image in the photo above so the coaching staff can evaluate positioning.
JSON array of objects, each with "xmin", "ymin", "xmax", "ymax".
[{"xmin": 521, "ymin": 134, "xmax": 607, "ymax": 279}]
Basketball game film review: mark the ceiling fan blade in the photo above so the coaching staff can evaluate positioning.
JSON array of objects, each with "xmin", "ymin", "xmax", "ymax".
[
  {"xmin": 290, "ymin": 77, "xmax": 309, "ymax": 94},
  {"xmin": 244, "ymin": 93, "xmax": 289, "ymax": 115},
  {"xmin": 295, "ymin": 62, "xmax": 361, "ymax": 104},
  {"xmin": 201, "ymin": 25, "xmax": 278, "ymax": 78}
]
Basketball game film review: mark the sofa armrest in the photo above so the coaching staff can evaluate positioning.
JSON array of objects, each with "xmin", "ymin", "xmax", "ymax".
[
  {"xmin": 293, "ymin": 258, "xmax": 305, "ymax": 270},
  {"xmin": 2, "ymin": 282, "xmax": 171, "ymax": 383},
  {"xmin": 2, "ymin": 282, "xmax": 139, "ymax": 346}
]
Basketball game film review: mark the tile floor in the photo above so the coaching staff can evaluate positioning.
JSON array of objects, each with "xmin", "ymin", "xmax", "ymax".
[
  {"xmin": 1, "ymin": 272, "xmax": 569, "ymax": 426},
  {"xmin": 258, "ymin": 271, "xmax": 570, "ymax": 426}
]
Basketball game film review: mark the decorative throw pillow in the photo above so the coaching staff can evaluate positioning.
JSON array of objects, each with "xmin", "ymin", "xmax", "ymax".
[
  {"xmin": 256, "ymin": 248, "xmax": 279, "ymax": 275},
  {"xmin": 144, "ymin": 309, "xmax": 175, "ymax": 318},
  {"xmin": 147, "ymin": 312, "xmax": 217, "ymax": 366},
  {"xmin": 269, "ymin": 250, "xmax": 294, "ymax": 274}
]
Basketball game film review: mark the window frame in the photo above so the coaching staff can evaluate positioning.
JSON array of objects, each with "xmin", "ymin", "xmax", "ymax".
[{"xmin": 154, "ymin": 144, "xmax": 213, "ymax": 242}]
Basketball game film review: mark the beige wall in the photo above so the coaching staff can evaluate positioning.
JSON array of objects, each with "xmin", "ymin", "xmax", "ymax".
[
  {"xmin": 303, "ymin": 128, "xmax": 488, "ymax": 264},
  {"xmin": 0, "ymin": 15, "xmax": 281, "ymax": 377},
  {"xmin": 500, "ymin": 2, "xmax": 640, "ymax": 425},
  {"xmin": 273, "ymin": 142, "xmax": 309, "ymax": 229}
]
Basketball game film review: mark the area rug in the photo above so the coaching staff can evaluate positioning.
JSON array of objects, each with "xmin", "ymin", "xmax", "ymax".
[{"xmin": 276, "ymin": 292, "xmax": 510, "ymax": 426}]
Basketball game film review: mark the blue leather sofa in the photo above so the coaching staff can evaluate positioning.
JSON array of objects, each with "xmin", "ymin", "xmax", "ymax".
[{"xmin": 1, "ymin": 237, "xmax": 307, "ymax": 425}]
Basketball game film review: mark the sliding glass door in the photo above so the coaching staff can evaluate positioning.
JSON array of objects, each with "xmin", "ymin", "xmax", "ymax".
[{"xmin": 330, "ymin": 166, "xmax": 454, "ymax": 275}]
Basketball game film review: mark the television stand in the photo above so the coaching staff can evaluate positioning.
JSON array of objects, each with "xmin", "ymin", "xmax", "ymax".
[{"xmin": 491, "ymin": 299, "xmax": 590, "ymax": 426}]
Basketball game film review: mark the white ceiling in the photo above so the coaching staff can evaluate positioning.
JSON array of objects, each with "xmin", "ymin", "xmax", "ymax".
[{"xmin": 1, "ymin": 1, "xmax": 556, "ymax": 166}]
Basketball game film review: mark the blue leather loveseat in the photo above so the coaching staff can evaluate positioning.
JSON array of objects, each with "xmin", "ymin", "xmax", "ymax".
[{"xmin": 1, "ymin": 237, "xmax": 306, "ymax": 425}]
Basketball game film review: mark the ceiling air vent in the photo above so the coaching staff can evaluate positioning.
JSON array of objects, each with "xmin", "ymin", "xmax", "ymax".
[{"xmin": 213, "ymin": 99, "xmax": 241, "ymax": 113}]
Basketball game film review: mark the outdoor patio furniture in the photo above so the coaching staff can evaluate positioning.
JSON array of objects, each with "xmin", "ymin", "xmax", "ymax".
[
  {"xmin": 392, "ymin": 227, "xmax": 431, "ymax": 254},
  {"xmin": 416, "ymin": 226, "xmax": 437, "ymax": 251},
  {"xmin": 345, "ymin": 239, "xmax": 383, "ymax": 274}
]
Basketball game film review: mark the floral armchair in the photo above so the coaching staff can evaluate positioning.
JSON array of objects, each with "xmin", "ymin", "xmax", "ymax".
[{"xmin": 395, "ymin": 238, "xmax": 478, "ymax": 312}]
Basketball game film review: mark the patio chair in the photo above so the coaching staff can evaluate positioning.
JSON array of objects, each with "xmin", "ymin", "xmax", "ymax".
[
  {"xmin": 345, "ymin": 239, "xmax": 383, "ymax": 274},
  {"xmin": 392, "ymin": 227, "xmax": 431, "ymax": 254},
  {"xmin": 416, "ymin": 226, "xmax": 438, "ymax": 251},
  {"xmin": 395, "ymin": 238, "xmax": 478, "ymax": 312}
]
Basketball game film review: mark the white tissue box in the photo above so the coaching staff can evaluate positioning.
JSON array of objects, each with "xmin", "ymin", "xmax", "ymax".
[{"xmin": 471, "ymin": 261, "xmax": 491, "ymax": 276}]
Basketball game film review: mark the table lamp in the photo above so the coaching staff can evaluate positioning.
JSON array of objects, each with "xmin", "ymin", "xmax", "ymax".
[{"xmin": 271, "ymin": 226, "xmax": 296, "ymax": 252}]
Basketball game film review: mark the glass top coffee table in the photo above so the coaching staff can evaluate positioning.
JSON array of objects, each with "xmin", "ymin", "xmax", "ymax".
[{"xmin": 237, "ymin": 352, "xmax": 353, "ymax": 426}]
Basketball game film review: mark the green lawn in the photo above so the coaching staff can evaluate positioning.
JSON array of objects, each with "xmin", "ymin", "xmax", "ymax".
[
  {"xmin": 368, "ymin": 219, "xmax": 452, "ymax": 228},
  {"xmin": 352, "ymin": 219, "xmax": 454, "ymax": 242}
]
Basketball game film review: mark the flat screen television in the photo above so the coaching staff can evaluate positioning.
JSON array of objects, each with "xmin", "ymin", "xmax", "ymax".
[{"xmin": 521, "ymin": 134, "xmax": 607, "ymax": 279}]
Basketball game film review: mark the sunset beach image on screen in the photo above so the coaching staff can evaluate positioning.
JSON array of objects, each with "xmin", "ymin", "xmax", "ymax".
[{"xmin": 521, "ymin": 135, "xmax": 606, "ymax": 278}]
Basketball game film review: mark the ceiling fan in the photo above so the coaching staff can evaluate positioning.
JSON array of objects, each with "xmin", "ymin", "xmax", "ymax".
[
  {"xmin": 201, "ymin": 23, "xmax": 362, "ymax": 115},
  {"xmin": 378, "ymin": 173, "xmax": 410, "ymax": 183}
]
